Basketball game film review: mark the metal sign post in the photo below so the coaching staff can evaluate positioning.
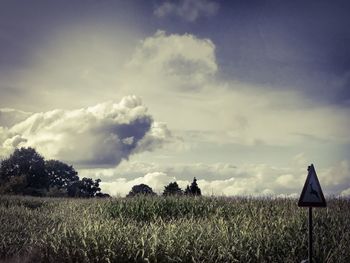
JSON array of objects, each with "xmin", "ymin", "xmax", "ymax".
[
  {"xmin": 298, "ymin": 164, "xmax": 326, "ymax": 263},
  {"xmin": 308, "ymin": 207, "xmax": 312, "ymax": 263}
]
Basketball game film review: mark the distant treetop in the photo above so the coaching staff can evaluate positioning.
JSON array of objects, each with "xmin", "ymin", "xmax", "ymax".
[
  {"xmin": 127, "ymin": 183, "xmax": 156, "ymax": 197},
  {"xmin": 184, "ymin": 177, "xmax": 201, "ymax": 196},
  {"xmin": 163, "ymin": 181, "xmax": 183, "ymax": 196}
]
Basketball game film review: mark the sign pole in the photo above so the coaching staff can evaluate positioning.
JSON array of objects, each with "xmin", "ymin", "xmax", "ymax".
[
  {"xmin": 298, "ymin": 164, "xmax": 326, "ymax": 263},
  {"xmin": 308, "ymin": 207, "xmax": 312, "ymax": 263}
]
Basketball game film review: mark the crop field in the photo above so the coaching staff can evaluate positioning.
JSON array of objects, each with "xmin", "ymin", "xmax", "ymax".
[{"xmin": 0, "ymin": 195, "xmax": 349, "ymax": 263}]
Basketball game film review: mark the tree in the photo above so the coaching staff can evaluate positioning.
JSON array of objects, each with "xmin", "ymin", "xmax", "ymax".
[
  {"xmin": 184, "ymin": 177, "xmax": 201, "ymax": 196},
  {"xmin": 0, "ymin": 147, "xmax": 48, "ymax": 195},
  {"xmin": 96, "ymin": 192, "xmax": 111, "ymax": 198},
  {"xmin": 0, "ymin": 174, "xmax": 27, "ymax": 195},
  {"xmin": 127, "ymin": 184, "xmax": 156, "ymax": 197},
  {"xmin": 0, "ymin": 147, "xmax": 108, "ymax": 198},
  {"xmin": 45, "ymin": 160, "xmax": 79, "ymax": 190},
  {"xmin": 184, "ymin": 185, "xmax": 191, "ymax": 195},
  {"xmin": 163, "ymin": 182, "xmax": 183, "ymax": 196},
  {"xmin": 67, "ymin": 178, "xmax": 102, "ymax": 198}
]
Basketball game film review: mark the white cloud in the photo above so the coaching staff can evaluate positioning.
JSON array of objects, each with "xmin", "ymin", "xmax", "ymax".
[
  {"xmin": 101, "ymin": 172, "xmax": 176, "ymax": 196},
  {"xmin": 154, "ymin": 0, "xmax": 219, "ymax": 22},
  {"xmin": 80, "ymin": 161, "xmax": 241, "ymax": 183},
  {"xmin": 86, "ymin": 157, "xmax": 350, "ymax": 197},
  {"xmin": 0, "ymin": 127, "xmax": 12, "ymax": 157},
  {"xmin": 96, "ymin": 162, "xmax": 298, "ymax": 197},
  {"xmin": 126, "ymin": 30, "xmax": 217, "ymax": 91},
  {"xmin": 135, "ymin": 122, "xmax": 178, "ymax": 153},
  {"xmin": 82, "ymin": 158, "xmax": 300, "ymax": 196},
  {"xmin": 276, "ymin": 174, "xmax": 298, "ymax": 189},
  {"xmin": 11, "ymin": 29, "xmax": 350, "ymax": 151},
  {"xmin": 0, "ymin": 108, "xmax": 32, "ymax": 128},
  {"xmin": 340, "ymin": 188, "xmax": 350, "ymax": 197},
  {"xmin": 319, "ymin": 160, "xmax": 350, "ymax": 192},
  {"xmin": 119, "ymin": 31, "xmax": 350, "ymax": 148},
  {"xmin": 0, "ymin": 96, "xmax": 173, "ymax": 167},
  {"xmin": 292, "ymin": 153, "xmax": 308, "ymax": 168}
]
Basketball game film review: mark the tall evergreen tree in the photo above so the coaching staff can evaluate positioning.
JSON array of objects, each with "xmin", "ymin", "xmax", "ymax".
[
  {"xmin": 163, "ymin": 182, "xmax": 183, "ymax": 196},
  {"xmin": 184, "ymin": 177, "xmax": 201, "ymax": 196}
]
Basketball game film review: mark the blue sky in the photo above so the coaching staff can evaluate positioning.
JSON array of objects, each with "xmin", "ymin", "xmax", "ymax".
[{"xmin": 0, "ymin": 0, "xmax": 349, "ymax": 196}]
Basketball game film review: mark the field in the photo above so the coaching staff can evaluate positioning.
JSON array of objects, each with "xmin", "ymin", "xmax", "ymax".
[{"xmin": 0, "ymin": 195, "xmax": 349, "ymax": 263}]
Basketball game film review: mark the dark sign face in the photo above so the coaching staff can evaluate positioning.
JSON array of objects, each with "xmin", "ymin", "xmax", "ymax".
[{"xmin": 298, "ymin": 164, "xmax": 327, "ymax": 207}]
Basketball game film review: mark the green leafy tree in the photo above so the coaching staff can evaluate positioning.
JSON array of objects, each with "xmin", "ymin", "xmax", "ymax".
[
  {"xmin": 163, "ymin": 182, "xmax": 183, "ymax": 196},
  {"xmin": 67, "ymin": 178, "xmax": 102, "ymax": 198},
  {"xmin": 95, "ymin": 192, "xmax": 111, "ymax": 198},
  {"xmin": 0, "ymin": 147, "xmax": 107, "ymax": 198},
  {"xmin": 45, "ymin": 160, "xmax": 79, "ymax": 190},
  {"xmin": 0, "ymin": 174, "xmax": 27, "ymax": 195},
  {"xmin": 127, "ymin": 184, "xmax": 156, "ymax": 197},
  {"xmin": 184, "ymin": 177, "xmax": 201, "ymax": 196},
  {"xmin": 0, "ymin": 147, "xmax": 48, "ymax": 195},
  {"xmin": 46, "ymin": 186, "xmax": 69, "ymax": 198}
]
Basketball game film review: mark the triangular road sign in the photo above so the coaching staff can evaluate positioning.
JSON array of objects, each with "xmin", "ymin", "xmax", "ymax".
[{"xmin": 298, "ymin": 164, "xmax": 326, "ymax": 207}]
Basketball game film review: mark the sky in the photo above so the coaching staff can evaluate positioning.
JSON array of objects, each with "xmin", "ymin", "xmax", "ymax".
[{"xmin": 0, "ymin": 0, "xmax": 350, "ymax": 197}]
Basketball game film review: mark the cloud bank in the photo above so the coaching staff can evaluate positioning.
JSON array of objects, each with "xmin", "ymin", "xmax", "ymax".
[
  {"xmin": 85, "ymin": 158, "xmax": 350, "ymax": 197},
  {"xmin": 0, "ymin": 96, "xmax": 173, "ymax": 167}
]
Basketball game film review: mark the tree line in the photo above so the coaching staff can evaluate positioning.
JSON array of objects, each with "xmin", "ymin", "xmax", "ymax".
[
  {"xmin": 0, "ymin": 147, "xmax": 109, "ymax": 197},
  {"xmin": 0, "ymin": 147, "xmax": 202, "ymax": 198},
  {"xmin": 127, "ymin": 178, "xmax": 201, "ymax": 197}
]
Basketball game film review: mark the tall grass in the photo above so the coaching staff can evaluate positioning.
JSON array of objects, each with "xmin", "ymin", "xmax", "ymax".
[{"xmin": 0, "ymin": 195, "xmax": 349, "ymax": 262}]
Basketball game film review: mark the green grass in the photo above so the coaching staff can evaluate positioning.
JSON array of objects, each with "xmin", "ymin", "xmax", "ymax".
[{"xmin": 0, "ymin": 195, "xmax": 349, "ymax": 262}]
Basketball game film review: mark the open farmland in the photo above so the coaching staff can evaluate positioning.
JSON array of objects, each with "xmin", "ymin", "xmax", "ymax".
[{"xmin": 0, "ymin": 195, "xmax": 349, "ymax": 263}]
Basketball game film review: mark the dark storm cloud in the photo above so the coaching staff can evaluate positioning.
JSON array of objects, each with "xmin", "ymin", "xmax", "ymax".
[{"xmin": 74, "ymin": 116, "xmax": 153, "ymax": 167}]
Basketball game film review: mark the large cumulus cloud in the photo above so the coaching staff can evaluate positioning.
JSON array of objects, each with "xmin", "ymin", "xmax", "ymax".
[
  {"xmin": 0, "ymin": 96, "xmax": 173, "ymax": 167},
  {"xmin": 125, "ymin": 30, "xmax": 217, "ymax": 93}
]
